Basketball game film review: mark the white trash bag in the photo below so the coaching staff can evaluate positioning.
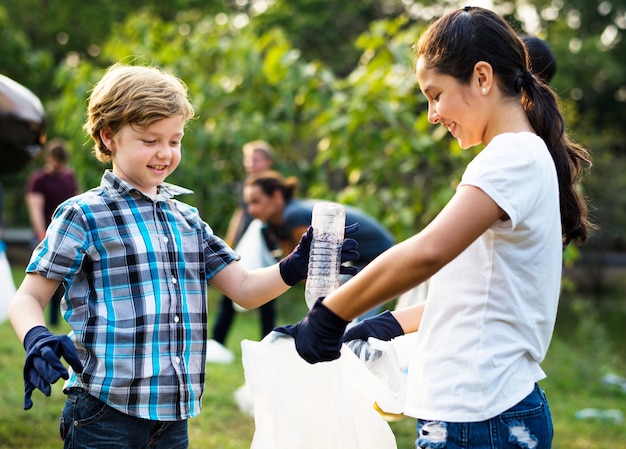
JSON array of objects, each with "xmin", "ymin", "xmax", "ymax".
[
  {"xmin": 241, "ymin": 332, "xmax": 398, "ymax": 449},
  {"xmin": 232, "ymin": 219, "xmax": 276, "ymax": 313},
  {"xmin": 345, "ymin": 337, "xmax": 407, "ymax": 416},
  {"xmin": 0, "ymin": 248, "xmax": 16, "ymax": 324}
]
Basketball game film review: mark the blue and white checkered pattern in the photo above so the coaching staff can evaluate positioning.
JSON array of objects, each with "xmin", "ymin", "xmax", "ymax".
[{"xmin": 27, "ymin": 170, "xmax": 237, "ymax": 420}]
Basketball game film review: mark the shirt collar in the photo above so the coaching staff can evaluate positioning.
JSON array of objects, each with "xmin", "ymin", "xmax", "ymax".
[{"xmin": 101, "ymin": 170, "xmax": 193, "ymax": 200}]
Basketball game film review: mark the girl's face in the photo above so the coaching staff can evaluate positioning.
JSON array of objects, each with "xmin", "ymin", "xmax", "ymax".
[
  {"xmin": 243, "ymin": 184, "xmax": 283, "ymax": 223},
  {"xmin": 416, "ymin": 56, "xmax": 485, "ymax": 149},
  {"xmin": 102, "ymin": 115, "xmax": 184, "ymax": 197}
]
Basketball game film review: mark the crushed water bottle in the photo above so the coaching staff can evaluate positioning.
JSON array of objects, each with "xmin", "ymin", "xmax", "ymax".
[{"xmin": 304, "ymin": 202, "xmax": 345, "ymax": 309}]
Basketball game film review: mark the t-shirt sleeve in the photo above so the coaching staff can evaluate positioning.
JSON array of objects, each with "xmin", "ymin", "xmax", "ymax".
[{"xmin": 459, "ymin": 141, "xmax": 546, "ymax": 233}]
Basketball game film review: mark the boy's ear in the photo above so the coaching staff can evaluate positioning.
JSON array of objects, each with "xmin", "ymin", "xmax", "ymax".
[{"xmin": 100, "ymin": 128, "xmax": 115, "ymax": 150}]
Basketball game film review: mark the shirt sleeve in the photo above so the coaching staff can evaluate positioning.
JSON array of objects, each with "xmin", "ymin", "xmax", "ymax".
[
  {"xmin": 459, "ymin": 137, "xmax": 549, "ymax": 233},
  {"xmin": 27, "ymin": 201, "xmax": 89, "ymax": 281}
]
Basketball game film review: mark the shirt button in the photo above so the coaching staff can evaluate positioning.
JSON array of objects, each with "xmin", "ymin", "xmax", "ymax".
[
  {"xmin": 171, "ymin": 277, "xmax": 177, "ymax": 284},
  {"xmin": 163, "ymin": 236, "xmax": 169, "ymax": 243},
  {"xmin": 174, "ymin": 315, "xmax": 180, "ymax": 323},
  {"xmin": 175, "ymin": 357, "xmax": 181, "ymax": 364}
]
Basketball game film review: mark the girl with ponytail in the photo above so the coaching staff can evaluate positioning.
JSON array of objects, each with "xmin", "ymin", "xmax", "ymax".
[{"xmin": 279, "ymin": 8, "xmax": 592, "ymax": 448}]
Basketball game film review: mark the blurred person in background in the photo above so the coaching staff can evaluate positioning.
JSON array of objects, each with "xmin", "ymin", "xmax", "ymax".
[
  {"xmin": 207, "ymin": 140, "xmax": 280, "ymax": 364},
  {"xmin": 243, "ymin": 170, "xmax": 395, "ymax": 320},
  {"xmin": 25, "ymin": 138, "xmax": 78, "ymax": 326}
]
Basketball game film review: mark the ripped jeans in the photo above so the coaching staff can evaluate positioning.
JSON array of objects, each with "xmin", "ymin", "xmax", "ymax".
[{"xmin": 416, "ymin": 383, "xmax": 553, "ymax": 449}]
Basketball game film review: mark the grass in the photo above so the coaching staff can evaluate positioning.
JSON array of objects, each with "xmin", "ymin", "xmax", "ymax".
[{"xmin": 1, "ymin": 266, "xmax": 625, "ymax": 448}]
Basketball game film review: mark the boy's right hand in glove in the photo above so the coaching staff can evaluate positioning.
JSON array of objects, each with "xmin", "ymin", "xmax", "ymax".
[
  {"xmin": 22, "ymin": 325, "xmax": 84, "ymax": 410},
  {"xmin": 342, "ymin": 310, "xmax": 404, "ymax": 342}
]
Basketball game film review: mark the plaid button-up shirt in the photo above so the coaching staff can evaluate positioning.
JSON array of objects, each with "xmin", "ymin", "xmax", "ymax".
[{"xmin": 27, "ymin": 170, "xmax": 237, "ymax": 420}]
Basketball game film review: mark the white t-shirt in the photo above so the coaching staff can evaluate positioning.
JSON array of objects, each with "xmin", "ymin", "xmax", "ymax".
[{"xmin": 404, "ymin": 132, "xmax": 562, "ymax": 422}]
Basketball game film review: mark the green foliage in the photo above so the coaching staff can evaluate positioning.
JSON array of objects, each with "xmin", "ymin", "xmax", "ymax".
[
  {"xmin": 310, "ymin": 16, "xmax": 470, "ymax": 238},
  {"xmin": 44, "ymin": 11, "xmax": 458, "ymax": 238},
  {"xmin": 3, "ymin": 0, "xmax": 626, "ymax": 288},
  {"xmin": 249, "ymin": 0, "xmax": 405, "ymax": 77},
  {"xmin": 46, "ymin": 11, "xmax": 338, "ymax": 232}
]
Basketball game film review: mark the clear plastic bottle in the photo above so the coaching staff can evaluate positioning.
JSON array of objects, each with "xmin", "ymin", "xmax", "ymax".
[{"xmin": 304, "ymin": 202, "xmax": 346, "ymax": 309}]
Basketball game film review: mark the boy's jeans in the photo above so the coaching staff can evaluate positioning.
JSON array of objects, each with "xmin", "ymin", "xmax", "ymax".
[
  {"xmin": 60, "ymin": 388, "xmax": 189, "ymax": 449},
  {"xmin": 416, "ymin": 383, "xmax": 553, "ymax": 449}
]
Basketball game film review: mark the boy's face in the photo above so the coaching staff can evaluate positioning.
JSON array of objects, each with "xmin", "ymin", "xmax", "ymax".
[{"xmin": 102, "ymin": 115, "xmax": 184, "ymax": 197}]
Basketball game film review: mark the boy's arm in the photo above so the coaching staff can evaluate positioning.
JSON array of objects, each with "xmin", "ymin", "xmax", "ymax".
[
  {"xmin": 210, "ymin": 226, "xmax": 316, "ymax": 309},
  {"xmin": 211, "ymin": 225, "xmax": 360, "ymax": 309},
  {"xmin": 9, "ymin": 273, "xmax": 83, "ymax": 410},
  {"xmin": 9, "ymin": 273, "xmax": 60, "ymax": 342},
  {"xmin": 210, "ymin": 262, "xmax": 290, "ymax": 310}
]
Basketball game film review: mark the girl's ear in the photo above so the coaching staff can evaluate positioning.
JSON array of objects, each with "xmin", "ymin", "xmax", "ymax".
[
  {"xmin": 271, "ymin": 189, "xmax": 283, "ymax": 203},
  {"xmin": 474, "ymin": 61, "xmax": 494, "ymax": 95}
]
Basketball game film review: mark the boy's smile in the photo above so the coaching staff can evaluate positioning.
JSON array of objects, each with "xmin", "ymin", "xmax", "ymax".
[{"xmin": 101, "ymin": 115, "xmax": 185, "ymax": 198}]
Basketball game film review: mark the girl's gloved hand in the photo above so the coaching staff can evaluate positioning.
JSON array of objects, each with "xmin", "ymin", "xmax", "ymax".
[
  {"xmin": 274, "ymin": 298, "xmax": 349, "ymax": 363},
  {"xmin": 342, "ymin": 311, "xmax": 404, "ymax": 342}
]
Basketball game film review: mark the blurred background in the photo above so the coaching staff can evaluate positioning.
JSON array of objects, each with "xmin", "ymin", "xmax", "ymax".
[
  {"xmin": 3, "ymin": 0, "xmax": 626, "ymax": 334},
  {"xmin": 0, "ymin": 1, "xmax": 625, "ymax": 446}
]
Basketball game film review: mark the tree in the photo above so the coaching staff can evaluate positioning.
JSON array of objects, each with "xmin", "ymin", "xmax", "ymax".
[
  {"xmin": 46, "ymin": 10, "xmax": 461, "ymax": 241},
  {"xmin": 48, "ymin": 10, "xmax": 339, "ymax": 234}
]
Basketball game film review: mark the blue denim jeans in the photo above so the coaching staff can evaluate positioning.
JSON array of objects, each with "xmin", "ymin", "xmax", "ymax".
[
  {"xmin": 415, "ymin": 383, "xmax": 553, "ymax": 449},
  {"xmin": 60, "ymin": 388, "xmax": 189, "ymax": 449}
]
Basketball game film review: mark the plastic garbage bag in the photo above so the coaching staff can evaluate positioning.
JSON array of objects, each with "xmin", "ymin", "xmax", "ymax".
[
  {"xmin": 241, "ymin": 332, "xmax": 398, "ymax": 449},
  {"xmin": 234, "ymin": 219, "xmax": 276, "ymax": 270},
  {"xmin": 232, "ymin": 219, "xmax": 276, "ymax": 313},
  {"xmin": 345, "ymin": 337, "xmax": 407, "ymax": 416},
  {"xmin": 0, "ymin": 73, "xmax": 46, "ymax": 175}
]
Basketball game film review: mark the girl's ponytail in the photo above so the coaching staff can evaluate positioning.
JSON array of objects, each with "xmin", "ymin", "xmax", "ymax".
[{"xmin": 523, "ymin": 78, "xmax": 593, "ymax": 245}]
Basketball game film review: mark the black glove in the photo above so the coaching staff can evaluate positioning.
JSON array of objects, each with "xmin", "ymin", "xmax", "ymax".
[
  {"xmin": 274, "ymin": 298, "xmax": 350, "ymax": 363},
  {"xmin": 342, "ymin": 311, "xmax": 404, "ymax": 342},
  {"xmin": 22, "ymin": 326, "xmax": 84, "ymax": 410},
  {"xmin": 279, "ymin": 223, "xmax": 361, "ymax": 286},
  {"xmin": 338, "ymin": 223, "xmax": 360, "ymax": 276}
]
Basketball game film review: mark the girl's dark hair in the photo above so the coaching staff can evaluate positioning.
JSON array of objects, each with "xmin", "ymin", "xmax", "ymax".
[
  {"xmin": 416, "ymin": 7, "xmax": 593, "ymax": 245},
  {"xmin": 245, "ymin": 170, "xmax": 298, "ymax": 202}
]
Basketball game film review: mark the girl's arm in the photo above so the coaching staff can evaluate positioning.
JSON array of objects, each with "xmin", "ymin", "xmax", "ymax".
[
  {"xmin": 323, "ymin": 185, "xmax": 504, "ymax": 323},
  {"xmin": 391, "ymin": 302, "xmax": 425, "ymax": 334},
  {"xmin": 9, "ymin": 273, "xmax": 61, "ymax": 342}
]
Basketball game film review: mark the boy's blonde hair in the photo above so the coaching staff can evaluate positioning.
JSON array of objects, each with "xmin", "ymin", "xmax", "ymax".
[{"xmin": 84, "ymin": 63, "xmax": 195, "ymax": 163}]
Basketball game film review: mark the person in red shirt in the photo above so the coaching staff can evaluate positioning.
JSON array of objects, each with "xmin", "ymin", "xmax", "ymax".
[{"xmin": 25, "ymin": 138, "xmax": 78, "ymax": 326}]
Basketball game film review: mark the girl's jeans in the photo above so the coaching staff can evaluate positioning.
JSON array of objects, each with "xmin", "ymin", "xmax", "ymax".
[
  {"xmin": 416, "ymin": 383, "xmax": 553, "ymax": 449},
  {"xmin": 60, "ymin": 388, "xmax": 189, "ymax": 449}
]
